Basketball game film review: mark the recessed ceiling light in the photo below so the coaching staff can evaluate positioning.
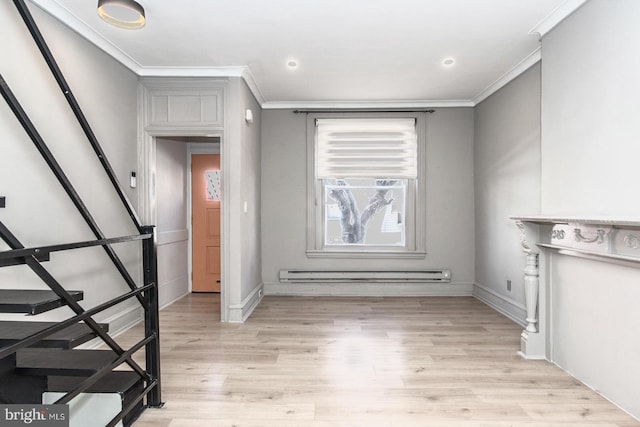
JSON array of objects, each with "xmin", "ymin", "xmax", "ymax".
[
  {"xmin": 286, "ymin": 59, "xmax": 298, "ymax": 70},
  {"xmin": 442, "ymin": 57, "xmax": 455, "ymax": 67}
]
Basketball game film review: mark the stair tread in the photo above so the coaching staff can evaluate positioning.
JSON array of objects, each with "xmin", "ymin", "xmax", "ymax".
[
  {"xmin": 47, "ymin": 371, "xmax": 141, "ymax": 394},
  {"xmin": 16, "ymin": 348, "xmax": 117, "ymax": 376},
  {"xmin": 0, "ymin": 321, "xmax": 109, "ymax": 349},
  {"xmin": 0, "ymin": 290, "xmax": 83, "ymax": 315}
]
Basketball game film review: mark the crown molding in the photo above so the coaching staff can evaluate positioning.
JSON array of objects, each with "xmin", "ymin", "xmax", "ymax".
[
  {"xmin": 240, "ymin": 68, "xmax": 266, "ymax": 106},
  {"xmin": 261, "ymin": 99, "xmax": 475, "ymax": 110},
  {"xmin": 529, "ymin": 0, "xmax": 589, "ymax": 38},
  {"xmin": 137, "ymin": 66, "xmax": 245, "ymax": 78},
  {"xmin": 29, "ymin": 0, "xmax": 144, "ymax": 73},
  {"xmin": 472, "ymin": 47, "xmax": 541, "ymax": 106},
  {"xmin": 28, "ymin": 0, "xmax": 556, "ymax": 111}
]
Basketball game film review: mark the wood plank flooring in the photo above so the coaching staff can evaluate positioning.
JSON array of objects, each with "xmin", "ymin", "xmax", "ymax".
[{"xmin": 118, "ymin": 294, "xmax": 639, "ymax": 426}]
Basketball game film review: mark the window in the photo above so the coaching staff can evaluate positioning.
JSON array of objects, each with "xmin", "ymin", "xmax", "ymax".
[{"xmin": 306, "ymin": 113, "xmax": 427, "ymax": 258}]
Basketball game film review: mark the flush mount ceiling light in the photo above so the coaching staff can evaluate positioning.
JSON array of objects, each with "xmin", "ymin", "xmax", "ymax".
[{"xmin": 97, "ymin": 0, "xmax": 146, "ymax": 30}]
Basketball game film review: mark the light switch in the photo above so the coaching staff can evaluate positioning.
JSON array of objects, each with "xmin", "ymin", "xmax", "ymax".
[{"xmin": 243, "ymin": 201, "xmax": 248, "ymax": 213}]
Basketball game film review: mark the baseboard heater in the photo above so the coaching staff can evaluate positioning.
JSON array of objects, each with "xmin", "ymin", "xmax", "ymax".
[{"xmin": 279, "ymin": 269, "xmax": 451, "ymax": 283}]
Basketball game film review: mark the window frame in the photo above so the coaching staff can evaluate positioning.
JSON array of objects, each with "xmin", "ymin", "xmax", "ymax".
[{"xmin": 306, "ymin": 112, "xmax": 427, "ymax": 259}]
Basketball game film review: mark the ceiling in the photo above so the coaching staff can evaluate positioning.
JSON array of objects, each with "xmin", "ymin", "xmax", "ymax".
[{"xmin": 31, "ymin": 0, "xmax": 587, "ymax": 108}]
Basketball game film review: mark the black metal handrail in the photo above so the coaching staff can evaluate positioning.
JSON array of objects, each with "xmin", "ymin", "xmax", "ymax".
[
  {"xmin": 0, "ymin": 232, "xmax": 152, "ymax": 261},
  {"xmin": 54, "ymin": 334, "xmax": 155, "ymax": 405},
  {"xmin": 0, "ymin": 224, "xmax": 148, "ymax": 379},
  {"xmin": 12, "ymin": 0, "xmax": 143, "ymax": 233},
  {"xmin": 1, "ymin": 0, "xmax": 164, "ymax": 416},
  {"xmin": 106, "ymin": 379, "xmax": 158, "ymax": 427},
  {"xmin": 0, "ymin": 75, "xmax": 143, "ymax": 305},
  {"xmin": 0, "ymin": 283, "xmax": 153, "ymax": 360}
]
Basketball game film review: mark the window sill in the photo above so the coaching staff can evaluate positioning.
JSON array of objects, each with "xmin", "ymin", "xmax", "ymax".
[{"xmin": 306, "ymin": 249, "xmax": 427, "ymax": 259}]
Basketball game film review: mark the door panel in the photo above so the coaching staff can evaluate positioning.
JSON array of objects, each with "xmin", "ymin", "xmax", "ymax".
[
  {"xmin": 192, "ymin": 154, "xmax": 221, "ymax": 292},
  {"xmin": 205, "ymin": 247, "xmax": 221, "ymax": 275},
  {"xmin": 206, "ymin": 208, "xmax": 221, "ymax": 245}
]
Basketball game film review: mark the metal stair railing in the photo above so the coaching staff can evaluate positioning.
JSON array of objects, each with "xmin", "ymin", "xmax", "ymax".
[
  {"xmin": 0, "ymin": 0, "xmax": 163, "ymax": 420},
  {"xmin": 0, "ymin": 76, "xmax": 145, "ymax": 308},
  {"xmin": 12, "ymin": 0, "xmax": 143, "ymax": 233}
]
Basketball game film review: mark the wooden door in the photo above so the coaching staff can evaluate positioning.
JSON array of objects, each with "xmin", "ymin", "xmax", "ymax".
[{"xmin": 191, "ymin": 154, "xmax": 221, "ymax": 292}]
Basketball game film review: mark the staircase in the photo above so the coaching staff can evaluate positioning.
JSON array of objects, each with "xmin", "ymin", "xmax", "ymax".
[{"xmin": 0, "ymin": 0, "xmax": 162, "ymax": 425}]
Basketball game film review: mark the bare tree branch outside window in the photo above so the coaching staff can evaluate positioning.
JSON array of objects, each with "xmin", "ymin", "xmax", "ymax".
[{"xmin": 328, "ymin": 179, "xmax": 397, "ymax": 244}]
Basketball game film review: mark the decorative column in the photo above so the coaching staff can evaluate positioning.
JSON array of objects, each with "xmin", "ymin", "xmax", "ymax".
[
  {"xmin": 516, "ymin": 221, "xmax": 540, "ymax": 332},
  {"xmin": 515, "ymin": 220, "xmax": 545, "ymax": 359},
  {"xmin": 523, "ymin": 252, "xmax": 539, "ymax": 333}
]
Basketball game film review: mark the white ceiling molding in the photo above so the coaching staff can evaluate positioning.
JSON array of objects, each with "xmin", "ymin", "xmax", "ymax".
[
  {"xmin": 261, "ymin": 100, "xmax": 475, "ymax": 110},
  {"xmin": 529, "ymin": 0, "xmax": 589, "ymax": 37},
  {"xmin": 29, "ymin": 0, "xmax": 267, "ymax": 108},
  {"xmin": 240, "ymin": 68, "xmax": 266, "ymax": 107},
  {"xmin": 30, "ymin": 0, "xmax": 144, "ymax": 73},
  {"xmin": 137, "ymin": 66, "xmax": 246, "ymax": 78},
  {"xmin": 472, "ymin": 47, "xmax": 542, "ymax": 106},
  {"xmin": 27, "ymin": 0, "xmax": 571, "ymax": 111}
]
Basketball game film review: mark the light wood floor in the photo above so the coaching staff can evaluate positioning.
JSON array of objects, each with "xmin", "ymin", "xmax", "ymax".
[{"xmin": 118, "ymin": 294, "xmax": 639, "ymax": 426}]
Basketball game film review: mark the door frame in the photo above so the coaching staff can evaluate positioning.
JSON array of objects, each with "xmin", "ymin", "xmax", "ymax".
[
  {"xmin": 187, "ymin": 143, "xmax": 221, "ymax": 294},
  {"xmin": 138, "ymin": 130, "xmax": 229, "ymax": 322}
]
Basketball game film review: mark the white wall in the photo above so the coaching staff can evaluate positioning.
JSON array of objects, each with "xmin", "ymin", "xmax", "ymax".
[
  {"xmin": 540, "ymin": 0, "xmax": 640, "ymax": 418},
  {"xmin": 261, "ymin": 108, "xmax": 475, "ymax": 295},
  {"xmin": 239, "ymin": 81, "xmax": 263, "ymax": 302},
  {"xmin": 155, "ymin": 138, "xmax": 189, "ymax": 308},
  {"xmin": 473, "ymin": 63, "xmax": 541, "ymax": 324},
  {"xmin": 0, "ymin": 1, "xmax": 141, "ymax": 331},
  {"xmin": 541, "ymin": 1, "xmax": 640, "ymax": 216},
  {"xmin": 225, "ymin": 78, "xmax": 263, "ymax": 321}
]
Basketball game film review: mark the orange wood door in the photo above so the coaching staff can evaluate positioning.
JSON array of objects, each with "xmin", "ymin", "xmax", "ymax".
[{"xmin": 191, "ymin": 154, "xmax": 221, "ymax": 292}]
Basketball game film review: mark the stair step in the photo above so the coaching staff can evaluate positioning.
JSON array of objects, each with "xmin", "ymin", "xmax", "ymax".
[
  {"xmin": 47, "ymin": 371, "xmax": 141, "ymax": 394},
  {"xmin": 16, "ymin": 348, "xmax": 117, "ymax": 376},
  {"xmin": 0, "ymin": 321, "xmax": 109, "ymax": 349},
  {"xmin": 0, "ymin": 289, "xmax": 83, "ymax": 315},
  {"xmin": 46, "ymin": 372, "xmax": 144, "ymax": 427}
]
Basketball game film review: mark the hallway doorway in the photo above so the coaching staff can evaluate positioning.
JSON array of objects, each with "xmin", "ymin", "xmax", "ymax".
[{"xmin": 153, "ymin": 136, "xmax": 222, "ymax": 316}]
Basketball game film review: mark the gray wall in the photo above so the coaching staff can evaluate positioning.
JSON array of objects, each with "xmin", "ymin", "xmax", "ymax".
[
  {"xmin": 473, "ymin": 63, "xmax": 541, "ymax": 324},
  {"xmin": 540, "ymin": 0, "xmax": 640, "ymax": 418},
  {"xmin": 261, "ymin": 108, "xmax": 475, "ymax": 295},
  {"xmin": 239, "ymin": 80, "xmax": 263, "ymax": 303},
  {"xmin": 155, "ymin": 138, "xmax": 189, "ymax": 308},
  {"xmin": 0, "ymin": 2, "xmax": 141, "ymax": 331}
]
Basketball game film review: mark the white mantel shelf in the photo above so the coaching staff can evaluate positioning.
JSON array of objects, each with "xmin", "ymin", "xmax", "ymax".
[
  {"xmin": 511, "ymin": 215, "xmax": 640, "ymax": 359},
  {"xmin": 512, "ymin": 215, "xmax": 640, "ymax": 264},
  {"xmin": 512, "ymin": 216, "xmax": 640, "ymax": 229}
]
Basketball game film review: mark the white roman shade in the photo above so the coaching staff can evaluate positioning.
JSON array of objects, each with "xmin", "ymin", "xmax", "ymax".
[{"xmin": 315, "ymin": 118, "xmax": 417, "ymax": 179}]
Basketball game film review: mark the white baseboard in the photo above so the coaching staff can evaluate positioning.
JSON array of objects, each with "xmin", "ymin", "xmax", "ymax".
[
  {"xmin": 159, "ymin": 289, "xmax": 189, "ymax": 311},
  {"xmin": 228, "ymin": 282, "xmax": 264, "ymax": 322},
  {"xmin": 158, "ymin": 275, "xmax": 189, "ymax": 309},
  {"xmin": 473, "ymin": 282, "xmax": 526, "ymax": 327},
  {"xmin": 264, "ymin": 282, "xmax": 473, "ymax": 297}
]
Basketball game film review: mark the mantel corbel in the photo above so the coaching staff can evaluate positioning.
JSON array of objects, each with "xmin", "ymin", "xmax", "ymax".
[{"xmin": 515, "ymin": 220, "xmax": 541, "ymax": 255}]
